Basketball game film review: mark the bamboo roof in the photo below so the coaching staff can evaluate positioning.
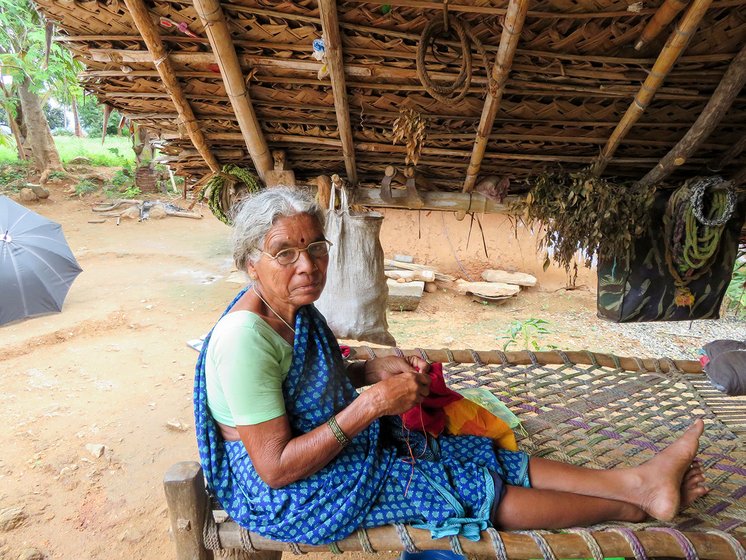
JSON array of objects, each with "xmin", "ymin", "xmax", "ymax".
[{"xmin": 35, "ymin": 0, "xmax": 746, "ymax": 198}]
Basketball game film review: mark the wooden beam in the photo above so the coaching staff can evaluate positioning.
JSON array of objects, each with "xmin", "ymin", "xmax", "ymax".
[
  {"xmin": 589, "ymin": 0, "xmax": 713, "ymax": 177},
  {"xmin": 85, "ymin": 47, "xmax": 739, "ymax": 74},
  {"xmin": 159, "ymin": 0, "xmax": 740, "ymax": 21},
  {"xmin": 121, "ymin": 0, "xmax": 220, "ymax": 173},
  {"xmin": 352, "ymin": 188, "xmax": 516, "ymax": 213},
  {"xmin": 462, "ymin": 0, "xmax": 529, "ymax": 193},
  {"xmin": 638, "ymin": 41, "xmax": 746, "ymax": 187},
  {"xmin": 635, "ymin": 0, "xmax": 690, "ymax": 50},
  {"xmin": 317, "ymin": 0, "xmax": 357, "ymax": 185},
  {"xmin": 192, "ymin": 0, "xmax": 273, "ymax": 180}
]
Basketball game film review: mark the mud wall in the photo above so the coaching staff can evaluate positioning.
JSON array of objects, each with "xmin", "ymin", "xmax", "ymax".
[{"xmin": 377, "ymin": 209, "xmax": 597, "ymax": 292}]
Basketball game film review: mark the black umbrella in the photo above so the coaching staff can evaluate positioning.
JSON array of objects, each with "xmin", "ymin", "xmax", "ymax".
[{"xmin": 0, "ymin": 195, "xmax": 82, "ymax": 326}]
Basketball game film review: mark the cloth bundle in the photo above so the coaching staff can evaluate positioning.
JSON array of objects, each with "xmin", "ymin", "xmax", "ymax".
[
  {"xmin": 401, "ymin": 363, "xmax": 518, "ymax": 451},
  {"xmin": 699, "ymin": 339, "xmax": 746, "ymax": 396}
]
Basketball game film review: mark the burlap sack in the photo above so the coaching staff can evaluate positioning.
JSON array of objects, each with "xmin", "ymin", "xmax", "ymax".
[{"xmin": 315, "ymin": 187, "xmax": 395, "ymax": 346}]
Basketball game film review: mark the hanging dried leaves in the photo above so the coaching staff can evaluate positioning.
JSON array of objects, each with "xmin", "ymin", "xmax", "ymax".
[
  {"xmin": 392, "ymin": 107, "xmax": 427, "ymax": 166},
  {"xmin": 512, "ymin": 170, "xmax": 656, "ymax": 271}
]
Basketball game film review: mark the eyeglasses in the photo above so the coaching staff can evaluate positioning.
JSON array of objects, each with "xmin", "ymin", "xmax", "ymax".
[{"xmin": 261, "ymin": 240, "xmax": 333, "ymax": 266}]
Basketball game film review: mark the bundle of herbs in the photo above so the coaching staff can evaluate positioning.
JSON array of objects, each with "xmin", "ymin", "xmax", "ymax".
[{"xmin": 514, "ymin": 170, "xmax": 656, "ymax": 271}]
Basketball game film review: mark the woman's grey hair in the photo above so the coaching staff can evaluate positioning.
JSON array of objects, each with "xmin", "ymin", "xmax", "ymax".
[{"xmin": 231, "ymin": 186, "xmax": 324, "ymax": 271}]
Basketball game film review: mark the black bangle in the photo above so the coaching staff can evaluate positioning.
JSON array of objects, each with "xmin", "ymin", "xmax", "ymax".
[{"xmin": 327, "ymin": 415, "xmax": 351, "ymax": 448}]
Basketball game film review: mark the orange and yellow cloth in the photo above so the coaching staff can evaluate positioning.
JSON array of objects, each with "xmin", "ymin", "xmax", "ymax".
[{"xmin": 401, "ymin": 362, "xmax": 517, "ymax": 451}]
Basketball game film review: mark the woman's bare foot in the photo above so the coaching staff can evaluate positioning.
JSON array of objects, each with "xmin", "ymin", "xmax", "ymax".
[
  {"xmin": 630, "ymin": 420, "xmax": 705, "ymax": 521},
  {"xmin": 680, "ymin": 460, "xmax": 709, "ymax": 508}
]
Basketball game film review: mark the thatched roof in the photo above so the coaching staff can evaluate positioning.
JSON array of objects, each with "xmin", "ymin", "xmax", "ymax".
[{"xmin": 35, "ymin": 0, "xmax": 746, "ymax": 202}]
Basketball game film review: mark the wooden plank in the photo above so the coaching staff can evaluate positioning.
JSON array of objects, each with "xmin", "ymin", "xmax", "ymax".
[{"xmin": 163, "ymin": 462, "xmax": 213, "ymax": 560}]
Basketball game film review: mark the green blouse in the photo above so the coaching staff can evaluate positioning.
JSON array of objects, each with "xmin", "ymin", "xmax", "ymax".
[{"xmin": 205, "ymin": 310, "xmax": 293, "ymax": 426}]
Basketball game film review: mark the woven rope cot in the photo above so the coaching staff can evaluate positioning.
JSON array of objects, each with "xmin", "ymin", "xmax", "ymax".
[{"xmin": 164, "ymin": 347, "xmax": 745, "ymax": 560}]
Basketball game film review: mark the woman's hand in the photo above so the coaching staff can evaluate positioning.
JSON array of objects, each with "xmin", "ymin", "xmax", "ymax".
[
  {"xmin": 363, "ymin": 355, "xmax": 430, "ymax": 385},
  {"xmin": 366, "ymin": 369, "xmax": 431, "ymax": 417}
]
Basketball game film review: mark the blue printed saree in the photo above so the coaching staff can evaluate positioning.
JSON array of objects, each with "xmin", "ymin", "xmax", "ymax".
[{"xmin": 194, "ymin": 290, "xmax": 529, "ymax": 545}]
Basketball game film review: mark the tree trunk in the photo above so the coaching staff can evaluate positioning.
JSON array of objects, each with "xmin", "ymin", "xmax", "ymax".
[
  {"xmin": 17, "ymin": 77, "xmax": 63, "ymax": 175},
  {"xmin": 2, "ymin": 102, "xmax": 27, "ymax": 161},
  {"xmin": 71, "ymin": 96, "xmax": 84, "ymax": 138},
  {"xmin": 134, "ymin": 124, "xmax": 153, "ymax": 166}
]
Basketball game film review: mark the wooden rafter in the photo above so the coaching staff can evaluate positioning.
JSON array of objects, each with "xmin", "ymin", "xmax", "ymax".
[
  {"xmin": 85, "ymin": 47, "xmax": 738, "ymax": 71},
  {"xmin": 638, "ymin": 42, "xmax": 746, "ymax": 187},
  {"xmin": 317, "ymin": 0, "xmax": 357, "ymax": 186},
  {"xmin": 192, "ymin": 0, "xmax": 272, "ymax": 180},
  {"xmin": 462, "ymin": 0, "xmax": 529, "ymax": 193},
  {"xmin": 121, "ymin": 0, "xmax": 220, "ymax": 173},
  {"xmin": 589, "ymin": 0, "xmax": 713, "ymax": 177},
  {"xmin": 635, "ymin": 0, "xmax": 690, "ymax": 51}
]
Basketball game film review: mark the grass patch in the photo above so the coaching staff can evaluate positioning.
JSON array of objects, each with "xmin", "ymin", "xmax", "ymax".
[
  {"xmin": 57, "ymin": 135, "xmax": 135, "ymax": 166},
  {"xmin": 0, "ymin": 162, "xmax": 32, "ymax": 194},
  {"xmin": 0, "ymin": 135, "xmax": 135, "ymax": 167}
]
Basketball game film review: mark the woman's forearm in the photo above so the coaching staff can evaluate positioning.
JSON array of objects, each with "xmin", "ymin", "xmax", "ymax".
[{"xmin": 261, "ymin": 390, "xmax": 380, "ymax": 488}]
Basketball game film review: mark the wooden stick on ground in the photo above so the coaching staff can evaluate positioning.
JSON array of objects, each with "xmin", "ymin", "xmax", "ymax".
[
  {"xmin": 192, "ymin": 0, "xmax": 272, "ymax": 180},
  {"xmin": 462, "ymin": 0, "xmax": 529, "ymax": 193},
  {"xmin": 122, "ymin": 0, "xmax": 220, "ymax": 173},
  {"xmin": 318, "ymin": 0, "xmax": 358, "ymax": 186},
  {"xmin": 637, "ymin": 41, "xmax": 746, "ymax": 187},
  {"xmin": 590, "ymin": 0, "xmax": 713, "ymax": 177}
]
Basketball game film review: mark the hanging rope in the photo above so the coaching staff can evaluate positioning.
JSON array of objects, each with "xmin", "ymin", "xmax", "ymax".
[
  {"xmin": 416, "ymin": 12, "xmax": 496, "ymax": 104},
  {"xmin": 663, "ymin": 176, "xmax": 735, "ymax": 306}
]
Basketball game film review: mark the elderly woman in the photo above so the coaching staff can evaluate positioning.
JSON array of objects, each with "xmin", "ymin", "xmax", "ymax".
[{"xmin": 195, "ymin": 187, "xmax": 708, "ymax": 545}]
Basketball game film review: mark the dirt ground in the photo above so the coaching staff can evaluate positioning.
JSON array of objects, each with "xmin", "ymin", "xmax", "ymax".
[{"xmin": 0, "ymin": 191, "xmax": 731, "ymax": 559}]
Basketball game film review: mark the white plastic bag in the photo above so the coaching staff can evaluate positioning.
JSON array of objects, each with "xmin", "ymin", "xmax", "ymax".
[{"xmin": 315, "ymin": 187, "xmax": 395, "ymax": 346}]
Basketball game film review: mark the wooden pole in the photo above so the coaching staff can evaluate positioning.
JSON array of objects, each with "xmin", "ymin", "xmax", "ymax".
[
  {"xmin": 122, "ymin": 0, "xmax": 220, "ymax": 173},
  {"xmin": 635, "ymin": 0, "xmax": 690, "ymax": 50},
  {"xmin": 590, "ymin": 0, "xmax": 712, "ymax": 177},
  {"xmin": 351, "ymin": 186, "xmax": 517, "ymax": 213},
  {"xmin": 163, "ymin": 462, "xmax": 213, "ymax": 560},
  {"xmin": 638, "ymin": 41, "xmax": 746, "ymax": 187},
  {"xmin": 346, "ymin": 346, "xmax": 704, "ymax": 374},
  {"xmin": 462, "ymin": 0, "xmax": 529, "ymax": 193},
  {"xmin": 318, "ymin": 0, "xmax": 358, "ymax": 186},
  {"xmin": 192, "ymin": 0, "xmax": 272, "ymax": 180},
  {"xmin": 213, "ymin": 521, "xmax": 744, "ymax": 559}
]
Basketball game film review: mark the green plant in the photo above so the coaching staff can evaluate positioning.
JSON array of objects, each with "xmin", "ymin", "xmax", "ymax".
[
  {"xmin": 47, "ymin": 170, "xmax": 67, "ymax": 181},
  {"xmin": 512, "ymin": 170, "xmax": 656, "ymax": 272},
  {"xmin": 111, "ymin": 162, "xmax": 133, "ymax": 189},
  {"xmin": 74, "ymin": 179, "xmax": 98, "ymax": 196},
  {"xmin": 120, "ymin": 184, "xmax": 141, "ymax": 199},
  {"xmin": 0, "ymin": 162, "xmax": 30, "ymax": 192},
  {"xmin": 500, "ymin": 318, "xmax": 554, "ymax": 351}
]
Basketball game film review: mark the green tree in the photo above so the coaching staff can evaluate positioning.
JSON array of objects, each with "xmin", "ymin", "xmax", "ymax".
[
  {"xmin": 0, "ymin": 0, "xmax": 76, "ymax": 176},
  {"xmin": 43, "ymin": 103, "xmax": 65, "ymax": 130},
  {"xmin": 77, "ymin": 98, "xmax": 123, "ymax": 137}
]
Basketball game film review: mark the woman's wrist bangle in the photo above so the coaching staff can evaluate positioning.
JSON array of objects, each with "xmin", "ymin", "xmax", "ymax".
[{"xmin": 327, "ymin": 415, "xmax": 351, "ymax": 448}]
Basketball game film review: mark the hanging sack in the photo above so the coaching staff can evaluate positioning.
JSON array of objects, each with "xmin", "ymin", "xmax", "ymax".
[
  {"xmin": 597, "ymin": 177, "xmax": 745, "ymax": 322},
  {"xmin": 315, "ymin": 187, "xmax": 396, "ymax": 346}
]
